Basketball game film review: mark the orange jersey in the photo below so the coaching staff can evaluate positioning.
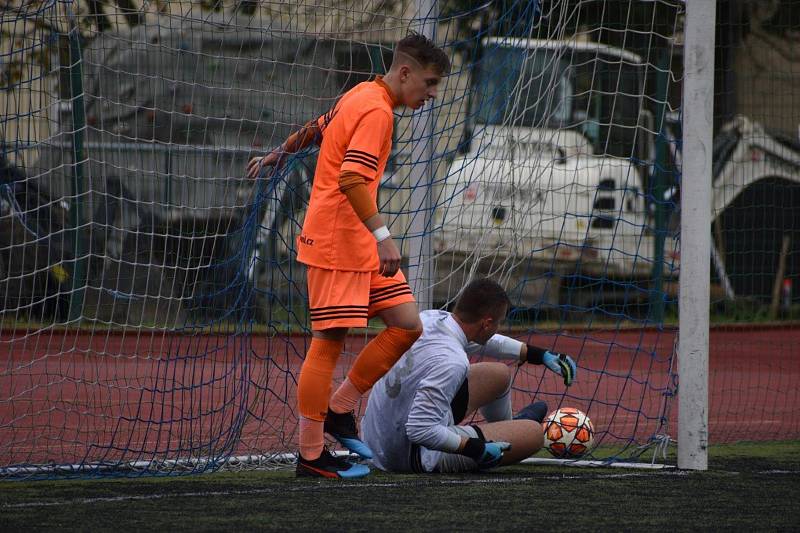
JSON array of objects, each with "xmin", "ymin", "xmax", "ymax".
[{"xmin": 296, "ymin": 78, "xmax": 396, "ymax": 272}]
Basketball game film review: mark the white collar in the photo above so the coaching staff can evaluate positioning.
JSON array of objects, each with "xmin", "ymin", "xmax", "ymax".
[{"xmin": 441, "ymin": 312, "xmax": 469, "ymax": 349}]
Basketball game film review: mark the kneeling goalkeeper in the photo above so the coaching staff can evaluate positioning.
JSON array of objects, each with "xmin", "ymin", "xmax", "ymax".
[{"xmin": 361, "ymin": 278, "xmax": 577, "ymax": 473}]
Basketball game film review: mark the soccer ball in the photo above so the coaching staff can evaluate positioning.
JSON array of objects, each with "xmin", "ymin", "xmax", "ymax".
[{"xmin": 542, "ymin": 407, "xmax": 594, "ymax": 458}]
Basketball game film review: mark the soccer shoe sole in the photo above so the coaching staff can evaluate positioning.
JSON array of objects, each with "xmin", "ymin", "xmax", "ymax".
[{"xmin": 296, "ymin": 461, "xmax": 371, "ymax": 479}]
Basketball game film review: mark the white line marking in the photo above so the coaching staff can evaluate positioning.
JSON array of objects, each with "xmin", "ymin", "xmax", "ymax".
[{"xmin": 1, "ymin": 470, "xmax": 693, "ymax": 509}]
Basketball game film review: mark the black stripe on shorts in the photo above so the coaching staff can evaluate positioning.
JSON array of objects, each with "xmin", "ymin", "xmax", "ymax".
[
  {"xmin": 450, "ymin": 377, "xmax": 470, "ymax": 425},
  {"xmin": 370, "ymin": 282, "xmax": 406, "ymax": 296},
  {"xmin": 370, "ymin": 287, "xmax": 413, "ymax": 306},
  {"xmin": 310, "ymin": 305, "xmax": 368, "ymax": 319},
  {"xmin": 311, "ymin": 313, "xmax": 369, "ymax": 322}
]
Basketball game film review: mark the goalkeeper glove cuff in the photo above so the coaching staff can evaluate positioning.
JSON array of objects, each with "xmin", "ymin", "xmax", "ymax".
[
  {"xmin": 459, "ymin": 437, "xmax": 486, "ymax": 462},
  {"xmin": 459, "ymin": 438, "xmax": 509, "ymax": 469},
  {"xmin": 525, "ymin": 344, "xmax": 548, "ymax": 365}
]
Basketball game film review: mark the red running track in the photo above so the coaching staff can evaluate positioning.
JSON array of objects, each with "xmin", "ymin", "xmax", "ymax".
[{"xmin": 1, "ymin": 325, "xmax": 798, "ymax": 469}]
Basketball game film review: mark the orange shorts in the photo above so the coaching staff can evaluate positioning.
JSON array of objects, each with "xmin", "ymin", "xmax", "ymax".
[{"xmin": 306, "ymin": 267, "xmax": 416, "ymax": 330}]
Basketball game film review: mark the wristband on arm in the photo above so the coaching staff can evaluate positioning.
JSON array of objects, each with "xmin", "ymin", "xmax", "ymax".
[
  {"xmin": 372, "ymin": 225, "xmax": 391, "ymax": 242},
  {"xmin": 525, "ymin": 344, "xmax": 548, "ymax": 365}
]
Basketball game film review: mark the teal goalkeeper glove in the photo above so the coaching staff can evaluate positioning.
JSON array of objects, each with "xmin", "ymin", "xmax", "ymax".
[
  {"xmin": 480, "ymin": 441, "xmax": 512, "ymax": 469},
  {"xmin": 541, "ymin": 351, "xmax": 577, "ymax": 386},
  {"xmin": 460, "ymin": 438, "xmax": 512, "ymax": 470}
]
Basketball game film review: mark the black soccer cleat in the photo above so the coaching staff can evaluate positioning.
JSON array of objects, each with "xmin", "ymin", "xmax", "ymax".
[
  {"xmin": 295, "ymin": 448, "xmax": 370, "ymax": 479},
  {"xmin": 324, "ymin": 409, "xmax": 374, "ymax": 459},
  {"xmin": 514, "ymin": 400, "xmax": 549, "ymax": 423}
]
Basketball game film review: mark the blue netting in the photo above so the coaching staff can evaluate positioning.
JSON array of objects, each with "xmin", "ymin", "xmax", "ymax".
[{"xmin": 5, "ymin": 0, "xmax": 795, "ymax": 479}]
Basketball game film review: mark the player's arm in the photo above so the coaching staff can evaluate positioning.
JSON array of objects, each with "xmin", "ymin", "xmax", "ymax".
[
  {"xmin": 404, "ymin": 362, "xmax": 468, "ymax": 452},
  {"xmin": 404, "ymin": 361, "xmax": 509, "ymax": 470},
  {"xmin": 466, "ymin": 334, "xmax": 523, "ymax": 361},
  {"xmin": 338, "ymin": 109, "xmax": 400, "ymax": 277},
  {"xmin": 338, "ymin": 171, "xmax": 400, "ymax": 277},
  {"xmin": 245, "ymin": 117, "xmax": 323, "ymax": 179},
  {"xmin": 467, "ymin": 335, "xmax": 577, "ymax": 386}
]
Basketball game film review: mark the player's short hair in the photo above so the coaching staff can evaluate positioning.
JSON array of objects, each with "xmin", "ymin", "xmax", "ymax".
[
  {"xmin": 453, "ymin": 278, "xmax": 511, "ymax": 323},
  {"xmin": 394, "ymin": 32, "xmax": 451, "ymax": 75}
]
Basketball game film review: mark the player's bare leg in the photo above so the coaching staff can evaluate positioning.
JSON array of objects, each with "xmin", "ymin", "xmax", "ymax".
[
  {"xmin": 377, "ymin": 301, "xmax": 423, "ymax": 330},
  {"xmin": 460, "ymin": 362, "xmax": 547, "ymax": 465},
  {"xmin": 464, "ymin": 362, "xmax": 513, "ymax": 420},
  {"xmin": 463, "ymin": 361, "xmax": 548, "ymax": 423},
  {"xmin": 477, "ymin": 419, "xmax": 545, "ymax": 465}
]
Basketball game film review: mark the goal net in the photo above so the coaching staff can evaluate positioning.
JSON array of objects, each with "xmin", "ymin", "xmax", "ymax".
[{"xmin": 1, "ymin": 0, "xmax": 798, "ymax": 478}]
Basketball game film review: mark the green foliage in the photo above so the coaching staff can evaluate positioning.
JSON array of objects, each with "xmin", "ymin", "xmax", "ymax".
[{"xmin": 711, "ymin": 298, "xmax": 800, "ymax": 324}]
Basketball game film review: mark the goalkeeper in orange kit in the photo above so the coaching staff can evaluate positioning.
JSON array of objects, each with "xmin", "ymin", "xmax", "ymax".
[{"xmin": 246, "ymin": 33, "xmax": 450, "ymax": 478}]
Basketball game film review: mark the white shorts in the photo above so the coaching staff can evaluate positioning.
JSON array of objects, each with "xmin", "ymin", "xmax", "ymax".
[{"xmin": 418, "ymin": 425, "xmax": 481, "ymax": 473}]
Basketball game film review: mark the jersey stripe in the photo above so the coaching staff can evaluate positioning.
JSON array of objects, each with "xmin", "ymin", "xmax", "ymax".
[
  {"xmin": 345, "ymin": 149, "xmax": 379, "ymax": 162},
  {"xmin": 320, "ymin": 100, "xmax": 341, "ymax": 130},
  {"xmin": 343, "ymin": 152, "xmax": 379, "ymax": 165},
  {"xmin": 343, "ymin": 155, "xmax": 378, "ymax": 171}
]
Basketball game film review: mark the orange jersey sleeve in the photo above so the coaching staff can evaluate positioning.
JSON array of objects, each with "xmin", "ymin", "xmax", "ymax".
[
  {"xmin": 316, "ymin": 105, "xmax": 337, "ymax": 136},
  {"xmin": 340, "ymin": 109, "xmax": 392, "ymax": 182}
]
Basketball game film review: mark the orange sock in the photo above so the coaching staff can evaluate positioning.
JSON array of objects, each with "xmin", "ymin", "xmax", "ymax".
[
  {"xmin": 297, "ymin": 337, "xmax": 343, "ymax": 459},
  {"xmin": 329, "ymin": 377, "xmax": 362, "ymax": 414},
  {"xmin": 299, "ymin": 417, "xmax": 324, "ymax": 461},
  {"xmin": 346, "ymin": 326, "xmax": 422, "ymax": 395}
]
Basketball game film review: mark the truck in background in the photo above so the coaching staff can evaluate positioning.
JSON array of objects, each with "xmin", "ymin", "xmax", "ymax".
[
  {"xmin": 433, "ymin": 37, "xmax": 673, "ymax": 312},
  {"xmin": 433, "ymin": 38, "xmax": 800, "ymax": 315}
]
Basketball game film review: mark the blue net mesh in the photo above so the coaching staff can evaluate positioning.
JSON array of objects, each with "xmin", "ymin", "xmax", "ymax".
[{"xmin": 2, "ymin": 0, "xmax": 799, "ymax": 479}]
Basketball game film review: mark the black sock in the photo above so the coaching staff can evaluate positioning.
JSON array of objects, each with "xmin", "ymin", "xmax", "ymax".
[{"xmin": 514, "ymin": 400, "xmax": 548, "ymax": 423}]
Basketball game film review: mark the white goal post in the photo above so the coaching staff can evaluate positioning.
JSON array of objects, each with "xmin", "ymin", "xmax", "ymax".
[{"xmin": 678, "ymin": 0, "xmax": 715, "ymax": 471}]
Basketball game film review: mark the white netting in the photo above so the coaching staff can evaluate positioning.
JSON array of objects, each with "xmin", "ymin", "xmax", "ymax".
[{"xmin": 2, "ymin": 0, "xmax": 798, "ymax": 478}]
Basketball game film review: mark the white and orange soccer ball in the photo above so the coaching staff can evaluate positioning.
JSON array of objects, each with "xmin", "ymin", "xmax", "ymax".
[{"xmin": 542, "ymin": 407, "xmax": 594, "ymax": 458}]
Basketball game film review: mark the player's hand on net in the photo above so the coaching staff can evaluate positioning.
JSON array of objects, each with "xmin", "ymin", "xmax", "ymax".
[
  {"xmin": 542, "ymin": 351, "xmax": 577, "ymax": 386},
  {"xmin": 245, "ymin": 148, "xmax": 284, "ymax": 180},
  {"xmin": 376, "ymin": 237, "xmax": 401, "ymax": 278}
]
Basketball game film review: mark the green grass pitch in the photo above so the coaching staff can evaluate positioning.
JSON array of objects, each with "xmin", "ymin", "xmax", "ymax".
[{"xmin": 1, "ymin": 441, "xmax": 798, "ymax": 531}]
